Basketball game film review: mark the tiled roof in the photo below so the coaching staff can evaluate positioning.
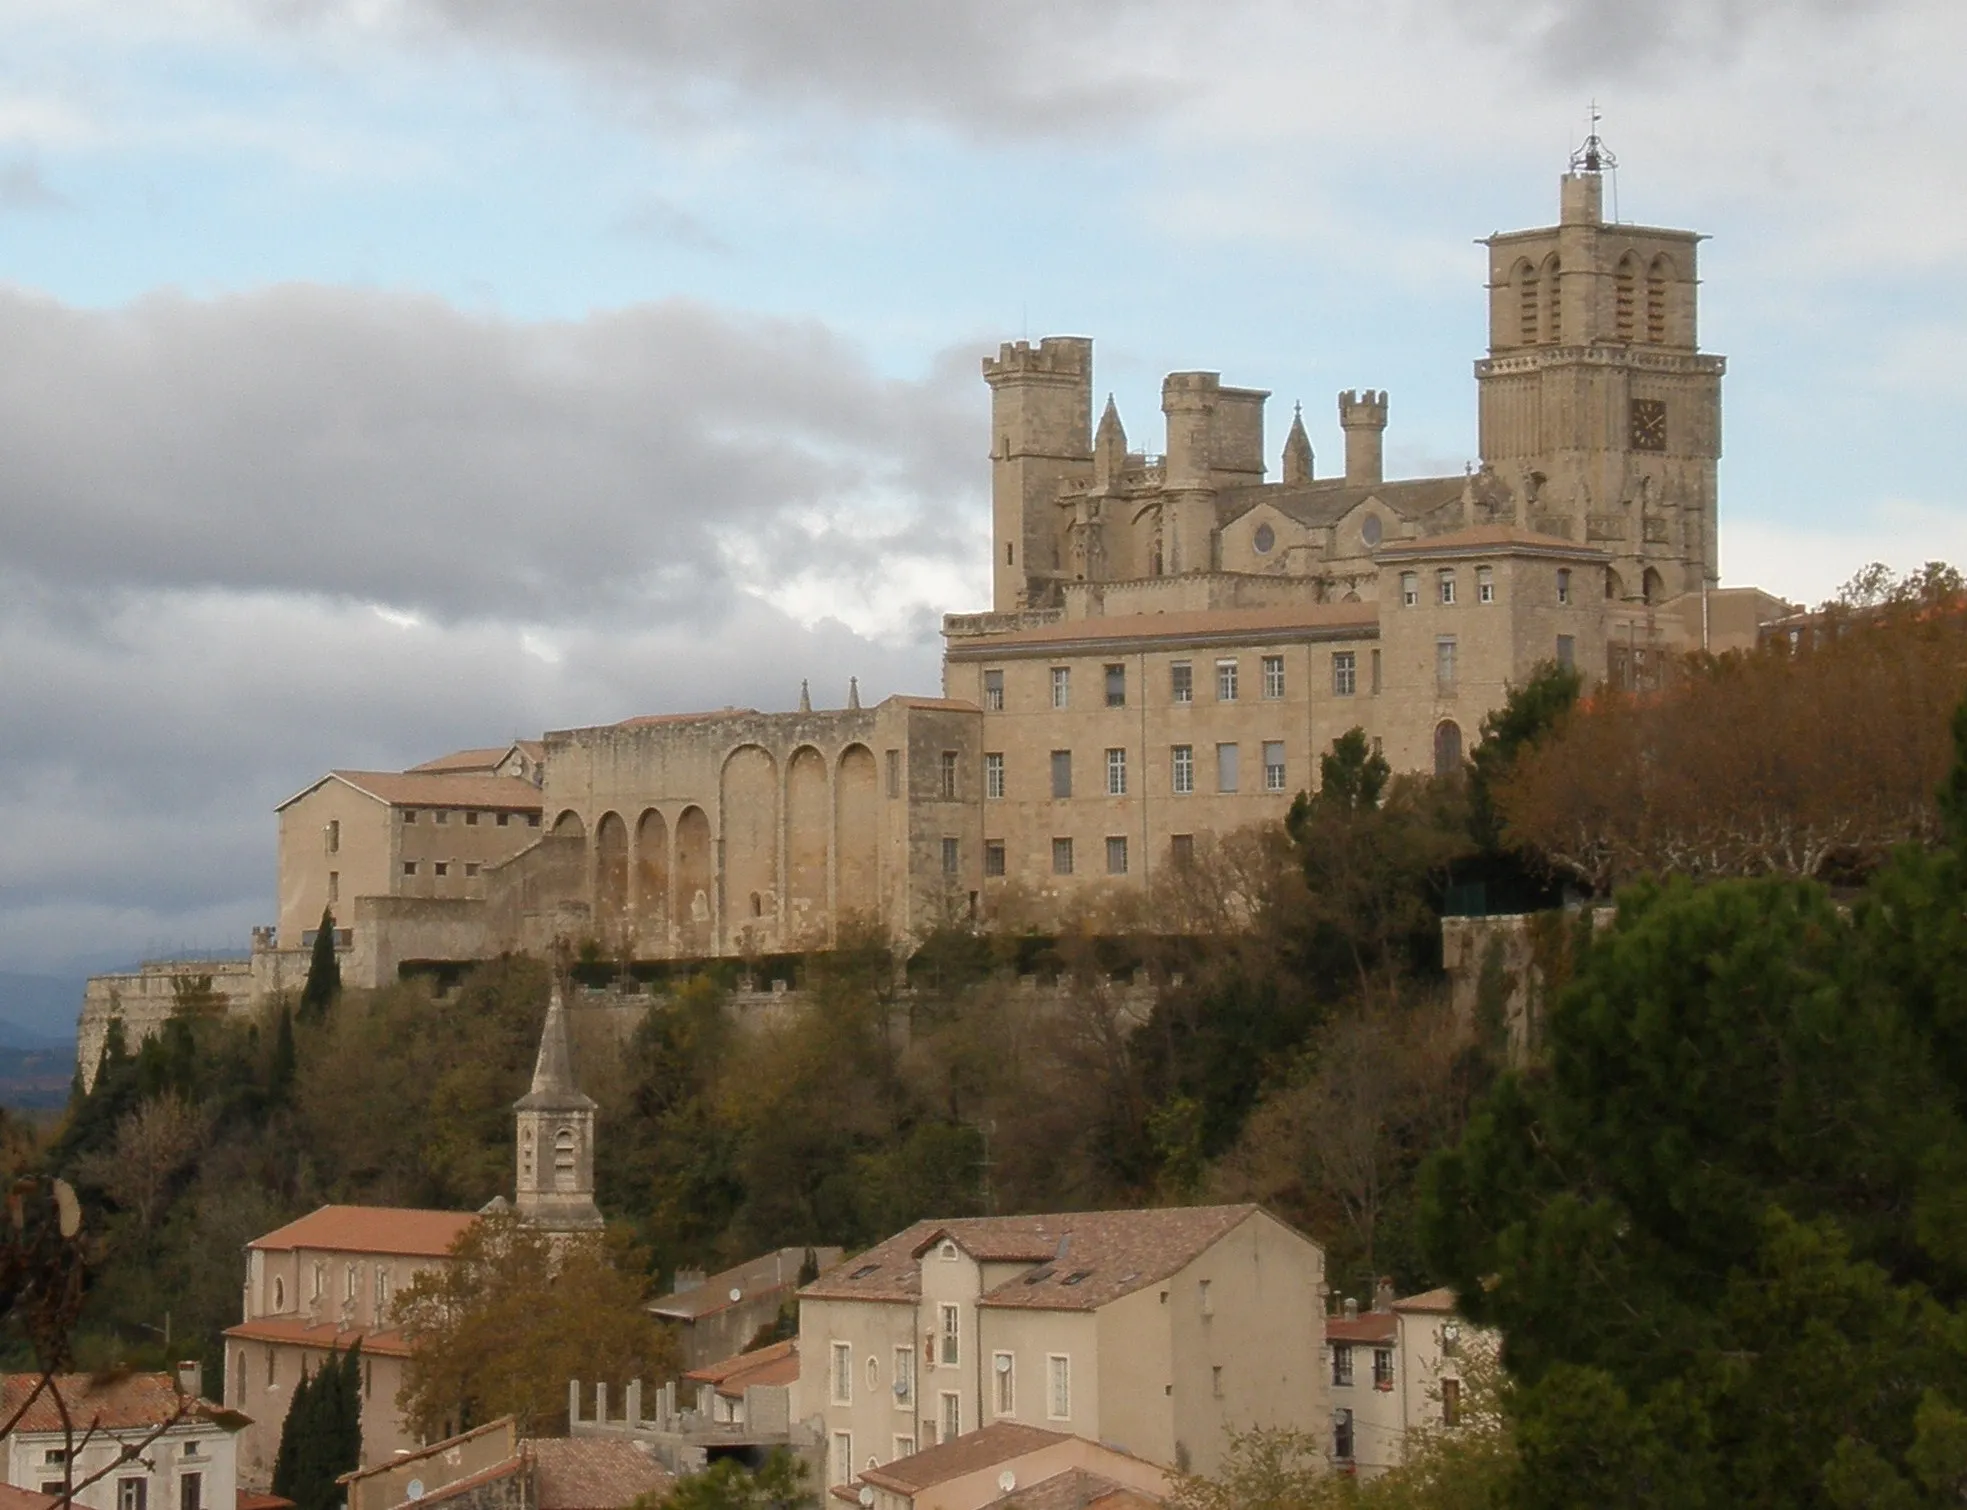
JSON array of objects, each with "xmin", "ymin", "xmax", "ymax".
[
  {"xmin": 803, "ymin": 1206, "xmax": 1266, "ymax": 1312},
  {"xmin": 981, "ymin": 1470, "xmax": 1163, "ymax": 1510},
  {"xmin": 388, "ymin": 1458, "xmax": 525, "ymax": 1510},
  {"xmin": 0, "ymin": 1374, "xmax": 225, "ymax": 1434},
  {"xmin": 1373, "ymin": 524, "xmax": 1606, "ymax": 560},
  {"xmin": 683, "ymin": 1339, "xmax": 799, "ymax": 1397},
  {"xmin": 525, "ymin": 1438, "xmax": 673, "ymax": 1510},
  {"xmin": 1392, "ymin": 1286, "xmax": 1459, "ymax": 1314},
  {"xmin": 221, "ymin": 1318, "xmax": 412, "ymax": 1360},
  {"xmin": 942, "ymin": 605, "xmax": 1375, "ymax": 657},
  {"xmin": 612, "ymin": 710, "xmax": 758, "ymax": 729},
  {"xmin": 651, "ymin": 1247, "xmax": 843, "ymax": 1321},
  {"xmin": 407, "ymin": 747, "xmax": 514, "ymax": 774},
  {"xmin": 1325, "ymin": 1314, "xmax": 1397, "ymax": 1344},
  {"xmin": 247, "ymin": 1204, "xmax": 476, "ymax": 1258},
  {"xmin": 327, "ymin": 771, "xmax": 545, "ymax": 811},
  {"xmin": 0, "ymin": 1487, "xmax": 61, "ymax": 1510},
  {"xmin": 344, "ymin": 1418, "xmax": 515, "ymax": 1487},
  {"xmin": 238, "ymin": 1494, "xmax": 296, "ymax": 1510},
  {"xmin": 860, "ymin": 1423, "xmax": 1070, "ymax": 1493}
]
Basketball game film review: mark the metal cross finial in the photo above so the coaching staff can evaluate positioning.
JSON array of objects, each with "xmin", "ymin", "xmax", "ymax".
[{"xmin": 1570, "ymin": 101, "xmax": 1618, "ymax": 175}]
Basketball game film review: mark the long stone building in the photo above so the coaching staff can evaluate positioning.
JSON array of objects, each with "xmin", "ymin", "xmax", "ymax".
[{"xmin": 80, "ymin": 147, "xmax": 1794, "ymax": 1039}]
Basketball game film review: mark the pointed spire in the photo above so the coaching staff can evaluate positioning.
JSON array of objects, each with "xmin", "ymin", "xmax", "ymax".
[
  {"xmin": 798, "ymin": 679, "xmax": 812, "ymax": 714},
  {"xmin": 1093, "ymin": 393, "xmax": 1127, "ymax": 487},
  {"xmin": 848, "ymin": 676, "xmax": 861, "ymax": 710},
  {"xmin": 1282, "ymin": 401, "xmax": 1314, "ymax": 486},
  {"xmin": 515, "ymin": 982, "xmax": 595, "ymax": 1112}
]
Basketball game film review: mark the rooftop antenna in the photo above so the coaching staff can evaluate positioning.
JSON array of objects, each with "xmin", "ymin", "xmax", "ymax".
[{"xmin": 1569, "ymin": 101, "xmax": 1621, "ymax": 221}]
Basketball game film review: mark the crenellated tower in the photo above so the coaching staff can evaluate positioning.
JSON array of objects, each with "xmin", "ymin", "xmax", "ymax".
[
  {"xmin": 983, "ymin": 337, "xmax": 1094, "ymax": 611},
  {"xmin": 513, "ymin": 984, "xmax": 603, "ymax": 1233},
  {"xmin": 1476, "ymin": 132, "xmax": 1724, "ymax": 598}
]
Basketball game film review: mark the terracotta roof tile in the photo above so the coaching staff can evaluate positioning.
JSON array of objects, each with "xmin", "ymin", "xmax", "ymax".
[
  {"xmin": 683, "ymin": 1339, "xmax": 799, "ymax": 1397},
  {"xmin": 247, "ymin": 1205, "xmax": 476, "ymax": 1258},
  {"xmin": 0, "ymin": 1487, "xmax": 61, "ymax": 1510},
  {"xmin": 221, "ymin": 1318, "xmax": 412, "ymax": 1360},
  {"xmin": 387, "ymin": 1458, "xmax": 525, "ymax": 1510},
  {"xmin": 860, "ymin": 1423, "xmax": 1071, "ymax": 1493},
  {"xmin": 943, "ymin": 606, "xmax": 1374, "ymax": 657},
  {"xmin": 1391, "ymin": 1287, "xmax": 1458, "ymax": 1314},
  {"xmin": 238, "ymin": 1494, "xmax": 295, "ymax": 1510},
  {"xmin": 652, "ymin": 1248, "xmax": 842, "ymax": 1321},
  {"xmin": 0, "ymin": 1374, "xmax": 225, "ymax": 1434},
  {"xmin": 406, "ymin": 748, "xmax": 515, "ymax": 774},
  {"xmin": 523, "ymin": 1438, "xmax": 673, "ymax": 1510},
  {"xmin": 1325, "ymin": 1314, "xmax": 1397, "ymax": 1343},
  {"xmin": 982, "ymin": 1470, "xmax": 1165, "ymax": 1510},
  {"xmin": 805, "ymin": 1207, "xmax": 1269, "ymax": 1311}
]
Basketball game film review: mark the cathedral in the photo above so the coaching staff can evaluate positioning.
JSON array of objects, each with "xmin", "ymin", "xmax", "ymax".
[{"xmin": 76, "ymin": 146, "xmax": 1796, "ymax": 1048}]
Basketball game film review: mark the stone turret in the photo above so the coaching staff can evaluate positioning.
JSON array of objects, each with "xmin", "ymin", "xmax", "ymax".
[
  {"xmin": 1093, "ymin": 394, "xmax": 1127, "ymax": 489},
  {"xmin": 513, "ymin": 984, "xmax": 603, "ymax": 1232},
  {"xmin": 1282, "ymin": 402, "xmax": 1314, "ymax": 485},
  {"xmin": 1339, "ymin": 390, "xmax": 1388, "ymax": 487}
]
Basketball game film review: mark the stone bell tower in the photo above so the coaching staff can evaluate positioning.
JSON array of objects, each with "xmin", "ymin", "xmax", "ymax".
[
  {"xmin": 1475, "ymin": 124, "xmax": 1725, "ymax": 600},
  {"xmin": 513, "ymin": 984, "xmax": 603, "ymax": 1233}
]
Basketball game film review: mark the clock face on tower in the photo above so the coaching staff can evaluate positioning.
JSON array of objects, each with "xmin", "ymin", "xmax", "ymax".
[{"xmin": 1630, "ymin": 398, "xmax": 1667, "ymax": 453}]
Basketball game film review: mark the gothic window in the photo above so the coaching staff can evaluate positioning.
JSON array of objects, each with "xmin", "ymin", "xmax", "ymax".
[
  {"xmin": 555, "ymin": 1126, "xmax": 577, "ymax": 1189},
  {"xmin": 1434, "ymin": 721, "xmax": 1464, "ymax": 776},
  {"xmin": 1647, "ymin": 255, "xmax": 1674, "ymax": 343},
  {"xmin": 1614, "ymin": 253, "xmax": 1639, "ymax": 341},
  {"xmin": 1515, "ymin": 260, "xmax": 1539, "ymax": 345},
  {"xmin": 1542, "ymin": 254, "xmax": 1562, "ymax": 343}
]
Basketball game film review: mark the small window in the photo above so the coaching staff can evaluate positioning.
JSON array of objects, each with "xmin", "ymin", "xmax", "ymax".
[
  {"xmin": 940, "ymin": 1391, "xmax": 961, "ymax": 1441},
  {"xmin": 830, "ymin": 1433, "xmax": 853, "ymax": 1488},
  {"xmin": 1263, "ymin": 741, "xmax": 1286, "ymax": 793},
  {"xmin": 1047, "ymin": 1355, "xmax": 1071, "ymax": 1420},
  {"xmin": 832, "ymin": 1341, "xmax": 853, "ymax": 1404},
  {"xmin": 1371, "ymin": 648, "xmax": 1382, "ymax": 695},
  {"xmin": 1557, "ymin": 567, "xmax": 1572, "ymax": 605},
  {"xmin": 993, "ymin": 1353, "xmax": 1015, "ymax": 1415},
  {"xmin": 1170, "ymin": 834, "xmax": 1194, "ymax": 868},
  {"xmin": 1438, "ymin": 569, "xmax": 1456, "ymax": 605},
  {"xmin": 893, "ymin": 1436, "xmax": 916, "ymax": 1461},
  {"xmin": 886, "ymin": 750, "xmax": 902, "ymax": 798},
  {"xmin": 983, "ymin": 669, "xmax": 1005, "ymax": 711},
  {"xmin": 435, "ymin": 809, "xmax": 449, "ymax": 825},
  {"xmin": 265, "ymin": 1348, "xmax": 275, "ymax": 1387},
  {"xmin": 1477, "ymin": 565, "xmax": 1495, "ymax": 603},
  {"xmin": 1052, "ymin": 838, "xmax": 1074, "ymax": 876},
  {"xmin": 42, "ymin": 1452, "xmax": 65, "ymax": 1468},
  {"xmin": 894, "ymin": 1346, "xmax": 915, "ymax": 1408},
  {"xmin": 1171, "ymin": 745, "xmax": 1194, "ymax": 795},
  {"xmin": 984, "ymin": 840, "xmax": 1005, "ymax": 877},
  {"xmin": 1199, "ymin": 1279, "xmax": 1212, "ymax": 1316},
  {"xmin": 1170, "ymin": 662, "xmax": 1193, "ymax": 703},
  {"xmin": 1262, "ymin": 655, "xmax": 1285, "ymax": 699},
  {"xmin": 1400, "ymin": 571, "xmax": 1418, "ymax": 607},
  {"xmin": 496, "ymin": 812, "xmax": 511, "ymax": 827},
  {"xmin": 1332, "ymin": 1342, "xmax": 1354, "ymax": 1387},
  {"xmin": 985, "ymin": 753, "xmax": 1005, "ymax": 799},
  {"xmin": 1442, "ymin": 1377, "xmax": 1462, "ymax": 1427},
  {"xmin": 1105, "ymin": 747, "xmax": 1127, "ymax": 796},
  {"xmin": 1334, "ymin": 1408, "xmax": 1355, "ymax": 1461},
  {"xmin": 939, "ymin": 1304, "xmax": 960, "ymax": 1365},
  {"xmin": 867, "ymin": 1356, "xmax": 879, "ymax": 1391},
  {"xmin": 1211, "ymin": 1365, "xmax": 1223, "ymax": 1399},
  {"xmin": 327, "ymin": 870, "xmax": 339, "ymax": 903},
  {"xmin": 325, "ymin": 819, "xmax": 339, "ymax": 853},
  {"xmin": 1373, "ymin": 1348, "xmax": 1394, "ymax": 1390},
  {"xmin": 119, "ymin": 1480, "xmax": 148, "ymax": 1510},
  {"xmin": 1556, "ymin": 634, "xmax": 1576, "ymax": 669},
  {"xmin": 1106, "ymin": 837, "xmax": 1128, "ymax": 875},
  {"xmin": 433, "ymin": 862, "xmax": 449, "ymax": 877},
  {"xmin": 1105, "ymin": 663, "xmax": 1126, "ymax": 708},
  {"xmin": 1051, "ymin": 667, "xmax": 1070, "ymax": 709},
  {"xmin": 940, "ymin": 751, "xmax": 958, "ymax": 799},
  {"xmin": 181, "ymin": 1472, "xmax": 203, "ymax": 1510},
  {"xmin": 1215, "ymin": 659, "xmax": 1239, "ymax": 701},
  {"xmin": 526, "ymin": 813, "xmax": 540, "ymax": 827},
  {"xmin": 1436, "ymin": 637, "xmax": 1458, "ymax": 695},
  {"xmin": 941, "ymin": 838, "xmax": 960, "ymax": 876},
  {"xmin": 401, "ymin": 809, "xmax": 418, "ymax": 824},
  {"xmin": 1216, "ymin": 743, "xmax": 1239, "ymax": 794},
  {"xmin": 1332, "ymin": 652, "xmax": 1356, "ymax": 696},
  {"xmin": 273, "ymin": 1276, "xmax": 286, "ymax": 1311},
  {"xmin": 464, "ymin": 862, "xmax": 480, "ymax": 877},
  {"xmin": 1051, "ymin": 750, "xmax": 1073, "ymax": 800},
  {"xmin": 402, "ymin": 861, "xmax": 418, "ymax": 877}
]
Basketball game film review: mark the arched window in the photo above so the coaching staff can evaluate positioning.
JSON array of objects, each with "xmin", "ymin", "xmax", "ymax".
[
  {"xmin": 1614, "ymin": 254, "xmax": 1639, "ymax": 341},
  {"xmin": 1606, "ymin": 567, "xmax": 1626, "ymax": 600},
  {"xmin": 1647, "ymin": 255, "xmax": 1673, "ymax": 343},
  {"xmin": 273, "ymin": 1277, "xmax": 285, "ymax": 1312},
  {"xmin": 1542, "ymin": 255, "xmax": 1562, "ymax": 344},
  {"xmin": 1433, "ymin": 722, "xmax": 1464, "ymax": 777},
  {"xmin": 1642, "ymin": 567, "xmax": 1664, "ymax": 605},
  {"xmin": 1515, "ymin": 260, "xmax": 1539, "ymax": 345},
  {"xmin": 555, "ymin": 1126, "xmax": 577, "ymax": 1190}
]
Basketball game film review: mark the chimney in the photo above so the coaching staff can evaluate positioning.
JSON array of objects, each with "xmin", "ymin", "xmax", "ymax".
[
  {"xmin": 1373, "ymin": 1277, "xmax": 1395, "ymax": 1314},
  {"xmin": 1338, "ymin": 391, "xmax": 1388, "ymax": 487},
  {"xmin": 175, "ymin": 1361, "xmax": 203, "ymax": 1402},
  {"xmin": 1342, "ymin": 1297, "xmax": 1358, "ymax": 1320}
]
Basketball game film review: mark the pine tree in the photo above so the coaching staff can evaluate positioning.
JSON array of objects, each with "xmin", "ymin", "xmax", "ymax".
[{"xmin": 299, "ymin": 907, "xmax": 341, "ymax": 1021}]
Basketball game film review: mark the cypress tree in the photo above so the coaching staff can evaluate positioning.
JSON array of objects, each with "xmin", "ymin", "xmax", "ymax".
[
  {"xmin": 269, "ymin": 1006, "xmax": 297, "ymax": 1104},
  {"xmin": 270, "ymin": 1362, "xmax": 314, "ymax": 1505},
  {"xmin": 299, "ymin": 907, "xmax": 341, "ymax": 1021}
]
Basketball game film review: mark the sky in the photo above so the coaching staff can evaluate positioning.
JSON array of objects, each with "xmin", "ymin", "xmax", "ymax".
[{"xmin": 2, "ymin": 0, "xmax": 1965, "ymax": 984}]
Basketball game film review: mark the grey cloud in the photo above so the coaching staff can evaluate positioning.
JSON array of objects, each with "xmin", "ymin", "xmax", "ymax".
[
  {"xmin": 608, "ymin": 197, "xmax": 731, "ymax": 254},
  {"xmin": 0, "ymin": 161, "xmax": 70, "ymax": 215},
  {"xmin": 0, "ymin": 285, "xmax": 985, "ymax": 621}
]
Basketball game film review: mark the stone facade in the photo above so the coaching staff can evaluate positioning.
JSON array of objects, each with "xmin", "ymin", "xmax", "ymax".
[{"xmin": 75, "ymin": 159, "xmax": 1795, "ymax": 1023}]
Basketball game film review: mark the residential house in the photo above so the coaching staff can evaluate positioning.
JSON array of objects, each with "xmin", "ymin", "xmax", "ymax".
[
  {"xmin": 831, "ymin": 1422, "xmax": 1169, "ymax": 1510},
  {"xmin": 0, "ymin": 1369, "xmax": 243, "ymax": 1510},
  {"xmin": 342, "ymin": 1419, "xmax": 669, "ymax": 1510},
  {"xmin": 653, "ymin": 1249, "xmax": 842, "ymax": 1370},
  {"xmin": 683, "ymin": 1341, "xmax": 800, "ymax": 1431},
  {"xmin": 1324, "ymin": 1283, "xmax": 1491, "ymax": 1476},
  {"xmin": 794, "ymin": 1205, "xmax": 1326, "ymax": 1485}
]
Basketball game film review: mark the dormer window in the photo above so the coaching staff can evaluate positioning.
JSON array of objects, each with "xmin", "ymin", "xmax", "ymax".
[{"xmin": 939, "ymin": 1241, "xmax": 958, "ymax": 1261}]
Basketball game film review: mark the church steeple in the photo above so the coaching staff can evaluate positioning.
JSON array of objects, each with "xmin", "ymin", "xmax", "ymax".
[
  {"xmin": 513, "ymin": 984, "xmax": 603, "ymax": 1232},
  {"xmin": 1093, "ymin": 393, "xmax": 1127, "ymax": 488},
  {"xmin": 1282, "ymin": 402, "xmax": 1314, "ymax": 485}
]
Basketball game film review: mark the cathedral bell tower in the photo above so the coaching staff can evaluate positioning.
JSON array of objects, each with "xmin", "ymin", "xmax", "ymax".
[
  {"xmin": 513, "ymin": 984, "xmax": 604, "ymax": 1233},
  {"xmin": 1475, "ymin": 124, "xmax": 1725, "ymax": 600}
]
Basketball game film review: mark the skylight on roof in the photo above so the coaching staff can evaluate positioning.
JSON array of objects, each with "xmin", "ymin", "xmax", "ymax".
[
  {"xmin": 1023, "ymin": 1267, "xmax": 1056, "ymax": 1285},
  {"xmin": 849, "ymin": 1264, "xmax": 881, "ymax": 1280},
  {"xmin": 1061, "ymin": 1270, "xmax": 1094, "ymax": 1286}
]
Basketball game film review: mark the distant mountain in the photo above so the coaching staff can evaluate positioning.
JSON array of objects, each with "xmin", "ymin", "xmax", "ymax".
[{"xmin": 0, "ymin": 974, "xmax": 82, "ymax": 1047}]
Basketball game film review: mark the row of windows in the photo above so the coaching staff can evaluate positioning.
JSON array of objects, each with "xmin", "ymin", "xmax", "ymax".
[
  {"xmin": 399, "ymin": 808, "xmax": 539, "ymax": 827},
  {"xmin": 982, "ymin": 655, "xmax": 1290, "ymax": 712},
  {"xmin": 980, "ymin": 742, "xmax": 1289, "ymax": 802},
  {"xmin": 100, "ymin": 1474, "xmax": 204, "ymax": 1510},
  {"xmin": 828, "ymin": 1335, "xmax": 1071, "ymax": 1418},
  {"xmin": 401, "ymin": 860, "xmax": 484, "ymax": 878},
  {"xmin": 1331, "ymin": 1341, "xmax": 1396, "ymax": 1390},
  {"xmin": 1397, "ymin": 565, "xmax": 1583, "ymax": 608},
  {"xmin": 1330, "ymin": 1385, "xmax": 1462, "ymax": 1462},
  {"xmin": 966, "ymin": 831, "xmax": 1200, "ymax": 879}
]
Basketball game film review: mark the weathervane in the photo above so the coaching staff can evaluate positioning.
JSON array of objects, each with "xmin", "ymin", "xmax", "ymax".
[{"xmin": 1569, "ymin": 101, "xmax": 1618, "ymax": 174}]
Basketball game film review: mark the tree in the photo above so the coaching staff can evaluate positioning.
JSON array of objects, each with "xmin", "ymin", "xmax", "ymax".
[
  {"xmin": 299, "ymin": 907, "xmax": 340, "ymax": 1020},
  {"xmin": 1462, "ymin": 660, "xmax": 1582, "ymax": 913},
  {"xmin": 272, "ymin": 1345, "xmax": 363, "ymax": 1510},
  {"xmin": 395, "ymin": 1211, "xmax": 675, "ymax": 1436},
  {"xmin": 652, "ymin": 1450, "xmax": 814, "ymax": 1510},
  {"xmin": 73, "ymin": 1092, "xmax": 210, "ymax": 1231}
]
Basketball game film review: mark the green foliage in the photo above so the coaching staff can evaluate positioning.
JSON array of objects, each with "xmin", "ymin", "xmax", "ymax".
[
  {"xmin": 299, "ymin": 907, "xmax": 340, "ymax": 1021},
  {"xmin": 1318, "ymin": 728, "xmax": 1391, "ymax": 812},
  {"xmin": 272, "ymin": 1344, "xmax": 363, "ymax": 1510},
  {"xmin": 651, "ymin": 1450, "xmax": 814, "ymax": 1510},
  {"xmin": 1461, "ymin": 661, "xmax": 1581, "ymax": 914}
]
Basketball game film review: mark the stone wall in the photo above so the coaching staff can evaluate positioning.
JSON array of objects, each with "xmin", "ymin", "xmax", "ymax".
[{"xmin": 1440, "ymin": 908, "xmax": 1612, "ymax": 1063}]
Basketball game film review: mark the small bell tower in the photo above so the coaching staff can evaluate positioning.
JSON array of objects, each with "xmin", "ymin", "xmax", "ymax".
[{"xmin": 514, "ymin": 984, "xmax": 603, "ymax": 1233}]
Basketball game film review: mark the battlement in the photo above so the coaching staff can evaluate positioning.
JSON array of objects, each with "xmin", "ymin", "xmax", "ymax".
[
  {"xmin": 982, "ymin": 335, "xmax": 1093, "ymax": 385},
  {"xmin": 1338, "ymin": 389, "xmax": 1389, "ymax": 426}
]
